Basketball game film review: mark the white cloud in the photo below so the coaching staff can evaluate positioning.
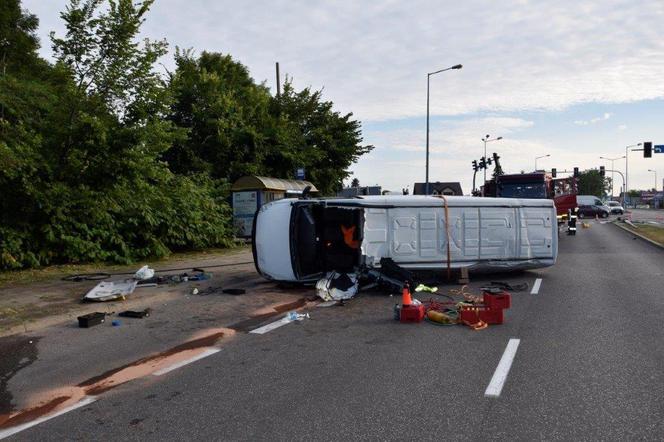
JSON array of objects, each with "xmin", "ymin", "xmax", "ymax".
[
  {"xmin": 574, "ymin": 112, "xmax": 612, "ymax": 126},
  {"xmin": 23, "ymin": 0, "xmax": 664, "ymax": 122},
  {"xmin": 617, "ymin": 124, "xmax": 628, "ymax": 131}
]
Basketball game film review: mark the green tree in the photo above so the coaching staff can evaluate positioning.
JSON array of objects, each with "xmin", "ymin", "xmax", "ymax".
[
  {"xmin": 1, "ymin": 0, "xmax": 235, "ymax": 270},
  {"xmin": 577, "ymin": 169, "xmax": 610, "ymax": 197},
  {"xmin": 351, "ymin": 177, "xmax": 360, "ymax": 187},
  {"xmin": 165, "ymin": 50, "xmax": 272, "ymax": 181},
  {"xmin": 274, "ymin": 80, "xmax": 373, "ymax": 195},
  {"xmin": 165, "ymin": 55, "xmax": 373, "ymax": 195}
]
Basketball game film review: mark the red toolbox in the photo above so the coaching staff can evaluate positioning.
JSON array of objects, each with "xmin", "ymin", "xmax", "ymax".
[
  {"xmin": 400, "ymin": 304, "xmax": 425, "ymax": 323},
  {"xmin": 459, "ymin": 306, "xmax": 505, "ymax": 325},
  {"xmin": 482, "ymin": 290, "xmax": 511, "ymax": 310}
]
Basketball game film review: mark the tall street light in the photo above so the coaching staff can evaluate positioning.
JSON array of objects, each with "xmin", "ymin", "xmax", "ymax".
[
  {"xmin": 425, "ymin": 64, "xmax": 462, "ymax": 195},
  {"xmin": 481, "ymin": 135, "xmax": 502, "ymax": 195},
  {"xmin": 625, "ymin": 142, "xmax": 642, "ymax": 199},
  {"xmin": 534, "ymin": 154, "xmax": 550, "ymax": 171},
  {"xmin": 648, "ymin": 169, "xmax": 658, "ymax": 191},
  {"xmin": 600, "ymin": 155, "xmax": 625, "ymax": 197}
]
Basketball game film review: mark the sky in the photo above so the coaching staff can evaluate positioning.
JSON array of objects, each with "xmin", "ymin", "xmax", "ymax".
[{"xmin": 22, "ymin": 0, "xmax": 664, "ymax": 195}]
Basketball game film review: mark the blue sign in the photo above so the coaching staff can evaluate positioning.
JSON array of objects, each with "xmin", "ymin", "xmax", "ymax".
[
  {"xmin": 296, "ymin": 167, "xmax": 305, "ymax": 180},
  {"xmin": 654, "ymin": 145, "xmax": 664, "ymax": 154}
]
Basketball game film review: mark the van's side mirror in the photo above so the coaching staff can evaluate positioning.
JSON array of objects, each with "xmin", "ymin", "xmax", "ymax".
[{"xmin": 301, "ymin": 186, "xmax": 312, "ymax": 200}]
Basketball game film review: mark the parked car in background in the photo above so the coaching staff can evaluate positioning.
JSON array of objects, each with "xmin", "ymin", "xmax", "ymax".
[
  {"xmin": 605, "ymin": 201, "xmax": 624, "ymax": 214},
  {"xmin": 577, "ymin": 204, "xmax": 610, "ymax": 218}
]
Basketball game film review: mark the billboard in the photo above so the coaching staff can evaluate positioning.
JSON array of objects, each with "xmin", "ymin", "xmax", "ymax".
[{"xmin": 233, "ymin": 191, "xmax": 258, "ymax": 237}]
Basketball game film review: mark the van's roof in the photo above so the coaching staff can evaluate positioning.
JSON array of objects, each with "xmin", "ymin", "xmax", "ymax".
[{"xmin": 293, "ymin": 195, "xmax": 554, "ymax": 208}]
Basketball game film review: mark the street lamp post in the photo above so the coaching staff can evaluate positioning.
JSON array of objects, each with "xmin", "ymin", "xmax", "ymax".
[
  {"xmin": 480, "ymin": 135, "xmax": 502, "ymax": 196},
  {"xmin": 600, "ymin": 155, "xmax": 626, "ymax": 197},
  {"xmin": 534, "ymin": 154, "xmax": 550, "ymax": 171},
  {"xmin": 425, "ymin": 64, "xmax": 462, "ymax": 196},
  {"xmin": 625, "ymin": 143, "xmax": 642, "ymax": 202},
  {"xmin": 648, "ymin": 169, "xmax": 657, "ymax": 191}
]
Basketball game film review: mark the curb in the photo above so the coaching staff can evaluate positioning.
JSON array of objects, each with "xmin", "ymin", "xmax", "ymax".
[{"xmin": 612, "ymin": 221, "xmax": 664, "ymax": 251}]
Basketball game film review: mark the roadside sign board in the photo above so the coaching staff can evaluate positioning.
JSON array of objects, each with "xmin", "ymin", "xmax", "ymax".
[
  {"xmin": 233, "ymin": 191, "xmax": 258, "ymax": 237},
  {"xmin": 296, "ymin": 167, "xmax": 305, "ymax": 180},
  {"xmin": 654, "ymin": 145, "xmax": 664, "ymax": 154}
]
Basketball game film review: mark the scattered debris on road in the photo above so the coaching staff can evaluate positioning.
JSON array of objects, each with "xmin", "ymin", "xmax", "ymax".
[
  {"xmin": 77, "ymin": 312, "xmax": 106, "ymax": 328},
  {"xmin": 83, "ymin": 280, "xmax": 138, "ymax": 302},
  {"xmin": 315, "ymin": 271, "xmax": 358, "ymax": 301},
  {"xmin": 118, "ymin": 309, "xmax": 151, "ymax": 319},
  {"xmin": 222, "ymin": 288, "xmax": 246, "ymax": 295}
]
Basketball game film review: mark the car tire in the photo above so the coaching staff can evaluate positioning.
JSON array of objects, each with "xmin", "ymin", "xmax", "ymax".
[
  {"xmin": 601, "ymin": 212, "xmax": 609, "ymax": 218},
  {"xmin": 578, "ymin": 212, "xmax": 584, "ymax": 219}
]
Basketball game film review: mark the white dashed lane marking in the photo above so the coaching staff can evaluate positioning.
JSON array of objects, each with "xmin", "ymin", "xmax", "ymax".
[
  {"xmin": 485, "ymin": 339, "xmax": 521, "ymax": 398},
  {"xmin": 0, "ymin": 397, "xmax": 97, "ymax": 440},
  {"xmin": 249, "ymin": 316, "xmax": 292, "ymax": 335},
  {"xmin": 530, "ymin": 278, "xmax": 542, "ymax": 294},
  {"xmin": 153, "ymin": 348, "xmax": 221, "ymax": 376}
]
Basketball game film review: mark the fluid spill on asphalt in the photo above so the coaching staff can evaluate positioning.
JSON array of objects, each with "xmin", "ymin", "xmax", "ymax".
[
  {"xmin": 0, "ymin": 336, "xmax": 40, "ymax": 415},
  {"xmin": 0, "ymin": 295, "xmax": 317, "ymax": 430},
  {"xmin": 0, "ymin": 328, "xmax": 233, "ymax": 430}
]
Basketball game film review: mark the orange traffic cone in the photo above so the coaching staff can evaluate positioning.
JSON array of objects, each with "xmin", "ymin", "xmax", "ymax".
[{"xmin": 402, "ymin": 283, "xmax": 412, "ymax": 306}]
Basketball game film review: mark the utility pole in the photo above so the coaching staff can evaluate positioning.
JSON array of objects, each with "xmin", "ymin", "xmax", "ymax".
[{"xmin": 275, "ymin": 62, "xmax": 281, "ymax": 100}]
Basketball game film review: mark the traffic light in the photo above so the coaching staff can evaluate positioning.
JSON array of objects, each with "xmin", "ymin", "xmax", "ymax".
[
  {"xmin": 573, "ymin": 167, "xmax": 579, "ymax": 177},
  {"xmin": 551, "ymin": 168, "xmax": 557, "ymax": 178},
  {"xmin": 479, "ymin": 157, "xmax": 487, "ymax": 169},
  {"xmin": 599, "ymin": 165, "xmax": 605, "ymax": 177},
  {"xmin": 487, "ymin": 157, "xmax": 493, "ymax": 165},
  {"xmin": 472, "ymin": 160, "xmax": 478, "ymax": 172},
  {"xmin": 644, "ymin": 141, "xmax": 652, "ymax": 158}
]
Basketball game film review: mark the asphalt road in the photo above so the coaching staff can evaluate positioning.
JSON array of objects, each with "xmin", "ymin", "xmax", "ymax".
[{"xmin": 5, "ymin": 222, "xmax": 664, "ymax": 441}]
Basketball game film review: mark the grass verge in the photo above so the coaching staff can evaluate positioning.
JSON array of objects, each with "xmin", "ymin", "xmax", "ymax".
[{"xmin": 618, "ymin": 222, "xmax": 664, "ymax": 245}]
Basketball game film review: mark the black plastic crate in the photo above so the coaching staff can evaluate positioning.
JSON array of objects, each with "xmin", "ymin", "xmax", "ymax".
[{"xmin": 78, "ymin": 312, "xmax": 106, "ymax": 328}]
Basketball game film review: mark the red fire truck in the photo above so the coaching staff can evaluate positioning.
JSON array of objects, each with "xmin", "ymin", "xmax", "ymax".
[{"xmin": 483, "ymin": 172, "xmax": 577, "ymax": 222}]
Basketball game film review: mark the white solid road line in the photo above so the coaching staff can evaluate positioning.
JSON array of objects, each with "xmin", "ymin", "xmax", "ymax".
[
  {"xmin": 530, "ymin": 278, "xmax": 542, "ymax": 294},
  {"xmin": 153, "ymin": 348, "xmax": 221, "ymax": 376},
  {"xmin": 485, "ymin": 339, "xmax": 521, "ymax": 398},
  {"xmin": 249, "ymin": 316, "xmax": 291, "ymax": 335},
  {"xmin": 0, "ymin": 396, "xmax": 97, "ymax": 440}
]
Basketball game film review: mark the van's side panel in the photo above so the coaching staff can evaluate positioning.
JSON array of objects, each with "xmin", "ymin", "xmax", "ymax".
[{"xmin": 479, "ymin": 208, "xmax": 517, "ymax": 259}]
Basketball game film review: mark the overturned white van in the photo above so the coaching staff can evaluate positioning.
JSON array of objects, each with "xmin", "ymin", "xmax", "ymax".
[{"xmin": 252, "ymin": 195, "xmax": 557, "ymax": 282}]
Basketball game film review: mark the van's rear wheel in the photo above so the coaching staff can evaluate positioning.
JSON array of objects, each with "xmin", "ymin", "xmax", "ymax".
[
  {"xmin": 578, "ymin": 212, "xmax": 584, "ymax": 219},
  {"xmin": 601, "ymin": 212, "xmax": 609, "ymax": 218}
]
